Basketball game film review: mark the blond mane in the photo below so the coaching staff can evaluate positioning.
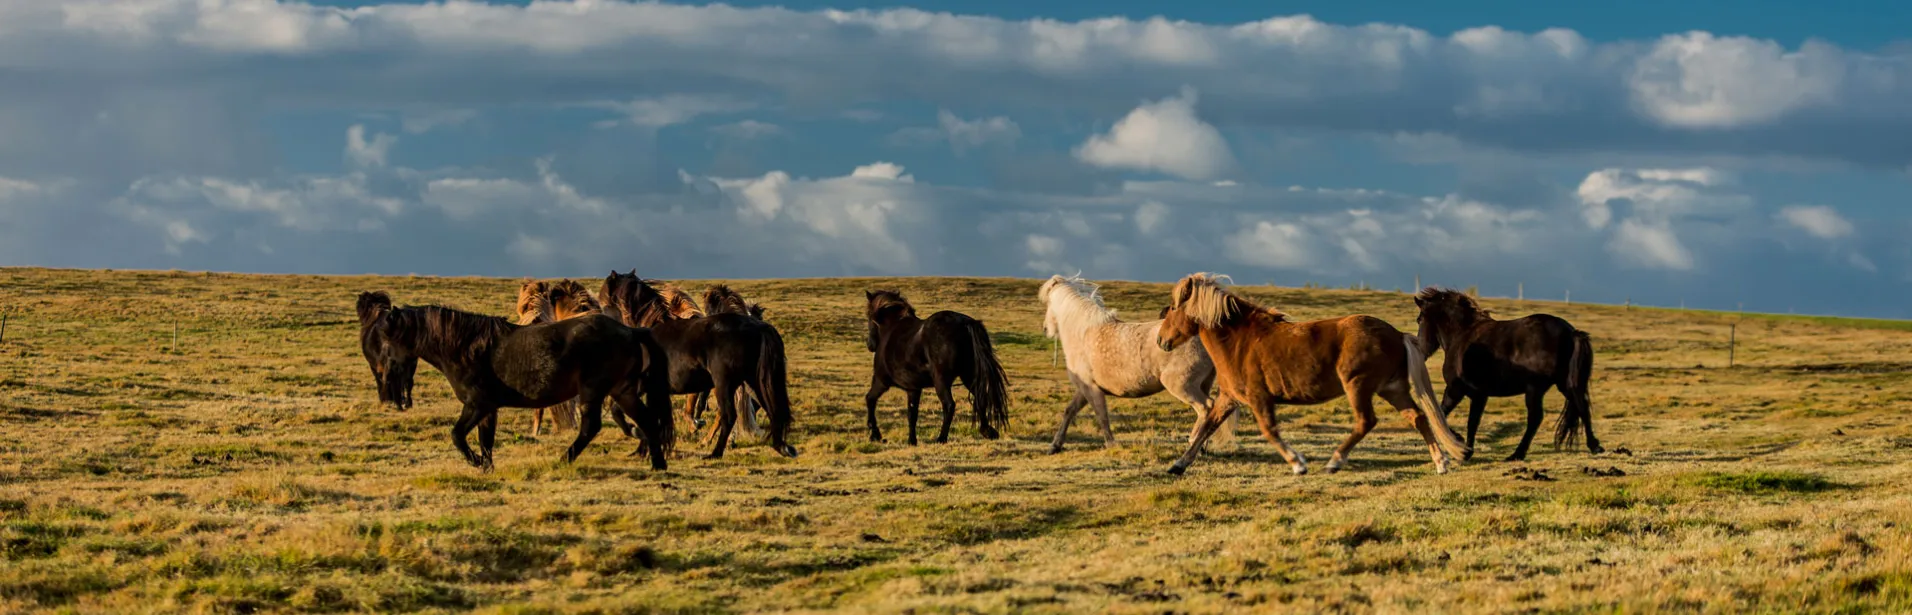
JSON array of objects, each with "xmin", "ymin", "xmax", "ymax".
[
  {"xmin": 515, "ymin": 279, "xmax": 555, "ymax": 325},
  {"xmin": 1169, "ymin": 273, "xmax": 1283, "ymax": 328},
  {"xmin": 1039, "ymin": 274, "xmax": 1119, "ymax": 339}
]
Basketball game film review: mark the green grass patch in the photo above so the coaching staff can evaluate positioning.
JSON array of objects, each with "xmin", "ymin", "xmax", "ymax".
[{"xmin": 1691, "ymin": 471, "xmax": 1841, "ymax": 494}]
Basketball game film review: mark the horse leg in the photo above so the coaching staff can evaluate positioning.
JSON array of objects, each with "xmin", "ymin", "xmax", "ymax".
[
  {"xmin": 737, "ymin": 387, "xmax": 766, "ymax": 441},
  {"xmin": 450, "ymin": 403, "xmax": 488, "ymax": 469},
  {"xmin": 706, "ymin": 380, "xmax": 742, "ymax": 459},
  {"xmin": 477, "ymin": 410, "xmax": 499, "ymax": 472},
  {"xmin": 1166, "ymin": 399, "xmax": 1240, "ymax": 475},
  {"xmin": 1245, "ymin": 396, "xmax": 1307, "ymax": 475},
  {"xmin": 530, "ymin": 406, "xmax": 544, "ymax": 437},
  {"xmin": 1087, "ymin": 387, "xmax": 1116, "ymax": 448},
  {"xmin": 1328, "ymin": 381, "xmax": 1381, "ymax": 474},
  {"xmin": 1047, "ymin": 390, "xmax": 1089, "ymax": 455},
  {"xmin": 1168, "ymin": 375, "xmax": 1233, "ymax": 451},
  {"xmin": 905, "ymin": 388, "xmax": 923, "ymax": 447},
  {"xmin": 684, "ymin": 393, "xmax": 705, "ymax": 434},
  {"xmin": 1508, "ymin": 388, "xmax": 1547, "ymax": 462},
  {"xmin": 1573, "ymin": 387, "xmax": 1604, "ymax": 454},
  {"xmin": 932, "ymin": 379, "xmax": 959, "ymax": 444},
  {"xmin": 1437, "ymin": 385, "xmax": 1471, "ymax": 459},
  {"xmin": 565, "ymin": 396, "xmax": 606, "ymax": 464},
  {"xmin": 610, "ymin": 389, "xmax": 666, "ymax": 470},
  {"xmin": 864, "ymin": 376, "xmax": 890, "ymax": 443},
  {"xmin": 1380, "ymin": 386, "xmax": 1451, "ymax": 474}
]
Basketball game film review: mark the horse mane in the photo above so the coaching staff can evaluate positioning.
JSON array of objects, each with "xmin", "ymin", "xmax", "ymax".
[
  {"xmin": 1169, "ymin": 272, "xmax": 1285, "ymax": 328},
  {"xmin": 515, "ymin": 279, "xmax": 555, "ymax": 325},
  {"xmin": 1040, "ymin": 274, "xmax": 1119, "ymax": 338},
  {"xmin": 1415, "ymin": 287, "xmax": 1491, "ymax": 326},
  {"xmin": 378, "ymin": 304, "xmax": 517, "ymax": 366},
  {"xmin": 865, "ymin": 289, "xmax": 917, "ymax": 322},
  {"xmin": 357, "ymin": 291, "xmax": 393, "ymax": 328},
  {"xmin": 601, "ymin": 272, "xmax": 700, "ymax": 327},
  {"xmin": 548, "ymin": 279, "xmax": 602, "ymax": 319},
  {"xmin": 702, "ymin": 284, "xmax": 753, "ymax": 317},
  {"xmin": 657, "ymin": 283, "xmax": 704, "ymax": 319}
]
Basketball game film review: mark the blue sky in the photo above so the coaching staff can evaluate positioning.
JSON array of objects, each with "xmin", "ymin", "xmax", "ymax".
[{"xmin": 1, "ymin": 1, "xmax": 1909, "ymax": 317}]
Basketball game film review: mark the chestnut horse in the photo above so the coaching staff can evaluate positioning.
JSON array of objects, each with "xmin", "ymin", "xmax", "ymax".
[
  {"xmin": 600, "ymin": 271, "xmax": 797, "ymax": 459},
  {"xmin": 355, "ymin": 291, "xmax": 675, "ymax": 471},
  {"xmin": 1412, "ymin": 287, "xmax": 1603, "ymax": 460},
  {"xmin": 863, "ymin": 289, "xmax": 1011, "ymax": 445},
  {"xmin": 514, "ymin": 278, "xmax": 605, "ymax": 435},
  {"xmin": 1156, "ymin": 274, "xmax": 1469, "ymax": 475}
]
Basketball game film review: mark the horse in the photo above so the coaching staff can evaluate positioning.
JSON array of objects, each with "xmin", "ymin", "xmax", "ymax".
[
  {"xmin": 354, "ymin": 291, "xmax": 675, "ymax": 471},
  {"xmin": 687, "ymin": 284, "xmax": 769, "ymax": 442},
  {"xmin": 1411, "ymin": 287, "xmax": 1604, "ymax": 460},
  {"xmin": 600, "ymin": 271, "xmax": 798, "ymax": 459},
  {"xmin": 862, "ymin": 289, "xmax": 1011, "ymax": 445},
  {"xmin": 513, "ymin": 278, "xmax": 605, "ymax": 435},
  {"xmin": 1155, "ymin": 273, "xmax": 1469, "ymax": 476},
  {"xmin": 1038, "ymin": 274, "xmax": 1237, "ymax": 454}
]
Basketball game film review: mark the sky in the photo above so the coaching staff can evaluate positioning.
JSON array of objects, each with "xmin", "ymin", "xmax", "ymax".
[{"xmin": 1, "ymin": 1, "xmax": 1909, "ymax": 317}]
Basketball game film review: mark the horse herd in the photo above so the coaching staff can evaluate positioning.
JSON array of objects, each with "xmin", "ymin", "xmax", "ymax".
[{"xmin": 354, "ymin": 271, "xmax": 1603, "ymax": 476}]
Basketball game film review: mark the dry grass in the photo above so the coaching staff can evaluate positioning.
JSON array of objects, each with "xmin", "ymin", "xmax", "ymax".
[{"xmin": 2, "ymin": 266, "xmax": 1910, "ymax": 614}]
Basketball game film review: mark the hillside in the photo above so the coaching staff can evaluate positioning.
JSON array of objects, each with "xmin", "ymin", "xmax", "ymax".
[{"xmin": 2, "ymin": 267, "xmax": 1910, "ymax": 613}]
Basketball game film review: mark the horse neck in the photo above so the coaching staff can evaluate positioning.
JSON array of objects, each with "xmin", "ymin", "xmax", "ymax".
[
  {"xmin": 1046, "ymin": 289, "xmax": 1116, "ymax": 340},
  {"xmin": 406, "ymin": 307, "xmax": 512, "ymax": 370}
]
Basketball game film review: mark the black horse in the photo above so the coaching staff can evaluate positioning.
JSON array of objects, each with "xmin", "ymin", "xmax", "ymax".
[
  {"xmin": 1412, "ymin": 287, "xmax": 1603, "ymax": 461},
  {"xmin": 600, "ymin": 271, "xmax": 798, "ymax": 459},
  {"xmin": 862, "ymin": 289, "xmax": 1011, "ymax": 445},
  {"xmin": 687, "ymin": 284, "xmax": 768, "ymax": 438},
  {"xmin": 355, "ymin": 291, "xmax": 676, "ymax": 471}
]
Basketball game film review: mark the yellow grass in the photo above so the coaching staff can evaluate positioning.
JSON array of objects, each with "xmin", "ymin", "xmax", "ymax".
[{"xmin": 2, "ymin": 266, "xmax": 1910, "ymax": 614}]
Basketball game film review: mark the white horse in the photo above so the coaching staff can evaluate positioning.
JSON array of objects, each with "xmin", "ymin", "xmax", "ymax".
[{"xmin": 1039, "ymin": 274, "xmax": 1237, "ymax": 453}]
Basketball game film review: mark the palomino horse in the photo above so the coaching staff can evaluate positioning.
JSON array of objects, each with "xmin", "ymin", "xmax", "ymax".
[
  {"xmin": 600, "ymin": 271, "xmax": 798, "ymax": 459},
  {"xmin": 1156, "ymin": 274, "xmax": 1469, "ymax": 475},
  {"xmin": 863, "ymin": 289, "xmax": 1011, "ymax": 445},
  {"xmin": 1412, "ymin": 287, "xmax": 1603, "ymax": 460},
  {"xmin": 1038, "ymin": 274, "xmax": 1237, "ymax": 453},
  {"xmin": 355, "ymin": 291, "xmax": 675, "ymax": 471},
  {"xmin": 513, "ymin": 278, "xmax": 604, "ymax": 435}
]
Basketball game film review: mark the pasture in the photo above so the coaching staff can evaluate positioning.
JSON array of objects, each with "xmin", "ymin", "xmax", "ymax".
[{"xmin": 2, "ymin": 267, "xmax": 1910, "ymax": 613}]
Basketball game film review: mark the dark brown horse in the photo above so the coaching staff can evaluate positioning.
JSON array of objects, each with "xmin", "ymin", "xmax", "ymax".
[
  {"xmin": 514, "ymin": 278, "xmax": 605, "ymax": 435},
  {"xmin": 1156, "ymin": 274, "xmax": 1468, "ymax": 476},
  {"xmin": 355, "ymin": 291, "xmax": 675, "ymax": 471},
  {"xmin": 1412, "ymin": 287, "xmax": 1603, "ymax": 460},
  {"xmin": 600, "ymin": 271, "xmax": 798, "ymax": 459},
  {"xmin": 687, "ymin": 284, "xmax": 768, "ymax": 442},
  {"xmin": 862, "ymin": 289, "xmax": 1011, "ymax": 445}
]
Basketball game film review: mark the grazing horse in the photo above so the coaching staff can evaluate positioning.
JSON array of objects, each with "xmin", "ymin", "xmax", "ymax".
[
  {"xmin": 1156, "ymin": 274, "xmax": 1469, "ymax": 475},
  {"xmin": 1038, "ymin": 274, "xmax": 1237, "ymax": 453},
  {"xmin": 600, "ymin": 271, "xmax": 798, "ymax": 459},
  {"xmin": 513, "ymin": 278, "xmax": 605, "ymax": 435},
  {"xmin": 862, "ymin": 289, "xmax": 1011, "ymax": 445},
  {"xmin": 354, "ymin": 291, "xmax": 675, "ymax": 471},
  {"xmin": 1412, "ymin": 287, "xmax": 1604, "ymax": 460}
]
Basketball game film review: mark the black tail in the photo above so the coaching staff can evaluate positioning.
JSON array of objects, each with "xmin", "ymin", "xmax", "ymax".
[
  {"xmin": 962, "ymin": 319, "xmax": 1011, "ymax": 438},
  {"xmin": 1554, "ymin": 331, "xmax": 1593, "ymax": 448},
  {"xmin": 638, "ymin": 332, "xmax": 676, "ymax": 462},
  {"xmin": 753, "ymin": 328, "xmax": 797, "ymax": 456}
]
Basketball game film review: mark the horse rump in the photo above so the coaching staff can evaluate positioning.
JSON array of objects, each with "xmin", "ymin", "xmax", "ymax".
[
  {"xmin": 1554, "ymin": 330, "xmax": 1595, "ymax": 448},
  {"xmin": 962, "ymin": 319, "xmax": 1011, "ymax": 439}
]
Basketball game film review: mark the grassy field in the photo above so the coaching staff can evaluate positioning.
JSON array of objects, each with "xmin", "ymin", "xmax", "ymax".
[{"xmin": 2, "ymin": 267, "xmax": 1910, "ymax": 614}]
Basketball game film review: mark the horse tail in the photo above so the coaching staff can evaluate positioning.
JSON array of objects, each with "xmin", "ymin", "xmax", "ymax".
[
  {"xmin": 1404, "ymin": 336, "xmax": 1470, "ymax": 460},
  {"xmin": 637, "ymin": 331, "xmax": 676, "ymax": 461},
  {"xmin": 963, "ymin": 319, "xmax": 1012, "ymax": 437},
  {"xmin": 1555, "ymin": 330, "xmax": 1594, "ymax": 448},
  {"xmin": 754, "ymin": 328, "xmax": 795, "ymax": 455}
]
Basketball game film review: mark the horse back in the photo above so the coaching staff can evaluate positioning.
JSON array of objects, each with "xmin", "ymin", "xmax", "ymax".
[{"xmin": 1463, "ymin": 314, "xmax": 1579, "ymax": 383}]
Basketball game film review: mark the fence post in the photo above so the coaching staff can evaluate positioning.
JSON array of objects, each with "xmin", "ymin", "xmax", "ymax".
[
  {"xmin": 1517, "ymin": 283, "xmax": 1523, "ymax": 304},
  {"xmin": 0, "ymin": 312, "xmax": 7, "ymax": 344},
  {"xmin": 1729, "ymin": 322, "xmax": 1737, "ymax": 368},
  {"xmin": 172, "ymin": 322, "xmax": 180, "ymax": 353},
  {"xmin": 1414, "ymin": 274, "xmax": 1421, "ymax": 291},
  {"xmin": 1625, "ymin": 297, "xmax": 1631, "ymax": 310},
  {"xmin": 1565, "ymin": 290, "xmax": 1571, "ymax": 306}
]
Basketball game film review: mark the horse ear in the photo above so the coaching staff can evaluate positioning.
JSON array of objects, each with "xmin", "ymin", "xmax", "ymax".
[
  {"xmin": 1414, "ymin": 296, "xmax": 1424, "ymax": 307},
  {"xmin": 865, "ymin": 290, "xmax": 875, "ymax": 300}
]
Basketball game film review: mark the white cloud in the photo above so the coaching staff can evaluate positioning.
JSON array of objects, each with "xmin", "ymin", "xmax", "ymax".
[
  {"xmin": 345, "ymin": 124, "xmax": 396, "ymax": 169},
  {"xmin": 402, "ymin": 109, "xmax": 479, "ymax": 134},
  {"xmin": 1628, "ymin": 33, "xmax": 1844, "ymax": 129},
  {"xmin": 710, "ymin": 120, "xmax": 785, "ymax": 140},
  {"xmin": 1075, "ymin": 87, "xmax": 1235, "ymax": 180},
  {"xmin": 1225, "ymin": 221, "xmax": 1316, "ymax": 270},
  {"xmin": 889, "ymin": 110, "xmax": 1020, "ymax": 154},
  {"xmin": 850, "ymin": 162, "xmax": 913, "ymax": 182},
  {"xmin": 1776, "ymin": 205, "xmax": 1853, "ymax": 239},
  {"xmin": 592, "ymin": 95, "xmax": 755, "ymax": 129},
  {"xmin": 1609, "ymin": 218, "xmax": 1695, "ymax": 271}
]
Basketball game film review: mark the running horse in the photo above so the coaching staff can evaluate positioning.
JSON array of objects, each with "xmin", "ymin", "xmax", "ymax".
[
  {"xmin": 862, "ymin": 289, "xmax": 1011, "ymax": 445},
  {"xmin": 1156, "ymin": 273, "xmax": 1469, "ymax": 475},
  {"xmin": 1411, "ymin": 287, "xmax": 1603, "ymax": 460},
  {"xmin": 513, "ymin": 278, "xmax": 605, "ymax": 435},
  {"xmin": 600, "ymin": 271, "xmax": 798, "ymax": 459},
  {"xmin": 355, "ymin": 291, "xmax": 675, "ymax": 471}
]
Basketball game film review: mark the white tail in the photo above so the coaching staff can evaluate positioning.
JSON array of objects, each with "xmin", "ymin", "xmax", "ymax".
[{"xmin": 1404, "ymin": 337, "xmax": 1471, "ymax": 461}]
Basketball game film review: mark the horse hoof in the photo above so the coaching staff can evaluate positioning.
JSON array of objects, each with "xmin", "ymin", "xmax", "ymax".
[
  {"xmin": 1166, "ymin": 465, "xmax": 1188, "ymax": 476},
  {"xmin": 1589, "ymin": 444, "xmax": 1607, "ymax": 455},
  {"xmin": 1462, "ymin": 450, "xmax": 1475, "ymax": 461},
  {"xmin": 1048, "ymin": 445, "xmax": 1064, "ymax": 455},
  {"xmin": 704, "ymin": 453, "xmax": 724, "ymax": 460},
  {"xmin": 1292, "ymin": 465, "xmax": 1308, "ymax": 476},
  {"xmin": 1505, "ymin": 453, "xmax": 1527, "ymax": 463}
]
